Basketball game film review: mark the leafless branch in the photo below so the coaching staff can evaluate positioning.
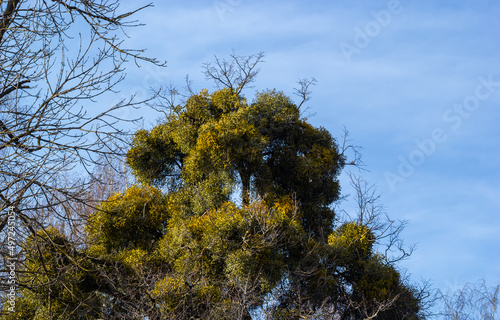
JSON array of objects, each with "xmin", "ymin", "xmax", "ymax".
[{"xmin": 203, "ymin": 51, "xmax": 264, "ymax": 94}]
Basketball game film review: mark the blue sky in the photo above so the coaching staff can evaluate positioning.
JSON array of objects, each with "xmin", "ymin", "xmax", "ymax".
[{"xmin": 113, "ymin": 0, "xmax": 500, "ymax": 311}]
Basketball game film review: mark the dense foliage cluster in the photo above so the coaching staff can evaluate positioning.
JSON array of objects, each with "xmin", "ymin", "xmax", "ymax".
[{"xmin": 1, "ymin": 78, "xmax": 427, "ymax": 319}]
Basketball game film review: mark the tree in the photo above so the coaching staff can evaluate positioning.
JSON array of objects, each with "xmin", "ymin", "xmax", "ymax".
[
  {"xmin": 441, "ymin": 280, "xmax": 499, "ymax": 320},
  {"xmin": 2, "ymin": 53, "xmax": 430, "ymax": 319},
  {"xmin": 128, "ymin": 52, "xmax": 343, "ymax": 236},
  {"xmin": 125, "ymin": 53, "xmax": 429, "ymax": 319},
  {"xmin": 0, "ymin": 0, "xmax": 163, "ymax": 317}
]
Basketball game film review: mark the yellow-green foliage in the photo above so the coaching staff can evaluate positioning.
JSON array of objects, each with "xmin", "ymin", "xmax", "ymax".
[
  {"xmin": 149, "ymin": 197, "xmax": 306, "ymax": 318},
  {"xmin": 328, "ymin": 222, "xmax": 406, "ymax": 307},
  {"xmin": 151, "ymin": 275, "xmax": 190, "ymax": 314},
  {"xmin": 156, "ymin": 198, "xmax": 305, "ymax": 309},
  {"xmin": 126, "ymin": 125, "xmax": 182, "ymax": 186},
  {"xmin": 249, "ymin": 89, "xmax": 300, "ymax": 127},
  {"xmin": 151, "ymin": 274, "xmax": 240, "ymax": 319},
  {"xmin": 0, "ymin": 293, "xmax": 38, "ymax": 320},
  {"xmin": 5, "ymin": 228, "xmax": 101, "ymax": 319},
  {"xmin": 86, "ymin": 184, "xmax": 169, "ymax": 260},
  {"xmin": 328, "ymin": 222, "xmax": 374, "ymax": 259},
  {"xmin": 127, "ymin": 88, "xmax": 343, "ymax": 232},
  {"xmin": 354, "ymin": 256, "xmax": 400, "ymax": 301}
]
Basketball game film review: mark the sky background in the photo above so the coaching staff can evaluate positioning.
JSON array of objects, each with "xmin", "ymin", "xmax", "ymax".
[{"xmin": 110, "ymin": 0, "xmax": 500, "ymax": 315}]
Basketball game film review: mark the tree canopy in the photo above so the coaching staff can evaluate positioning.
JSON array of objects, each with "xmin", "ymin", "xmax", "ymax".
[{"xmin": 127, "ymin": 84, "xmax": 343, "ymax": 235}]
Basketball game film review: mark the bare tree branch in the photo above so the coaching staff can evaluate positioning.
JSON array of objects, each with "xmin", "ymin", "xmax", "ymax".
[
  {"xmin": 0, "ymin": 0, "xmax": 164, "ymax": 313},
  {"xmin": 203, "ymin": 51, "xmax": 264, "ymax": 94}
]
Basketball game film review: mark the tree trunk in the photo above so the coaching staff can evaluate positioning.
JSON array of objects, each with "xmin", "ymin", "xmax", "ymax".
[{"xmin": 241, "ymin": 172, "xmax": 250, "ymax": 206}]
